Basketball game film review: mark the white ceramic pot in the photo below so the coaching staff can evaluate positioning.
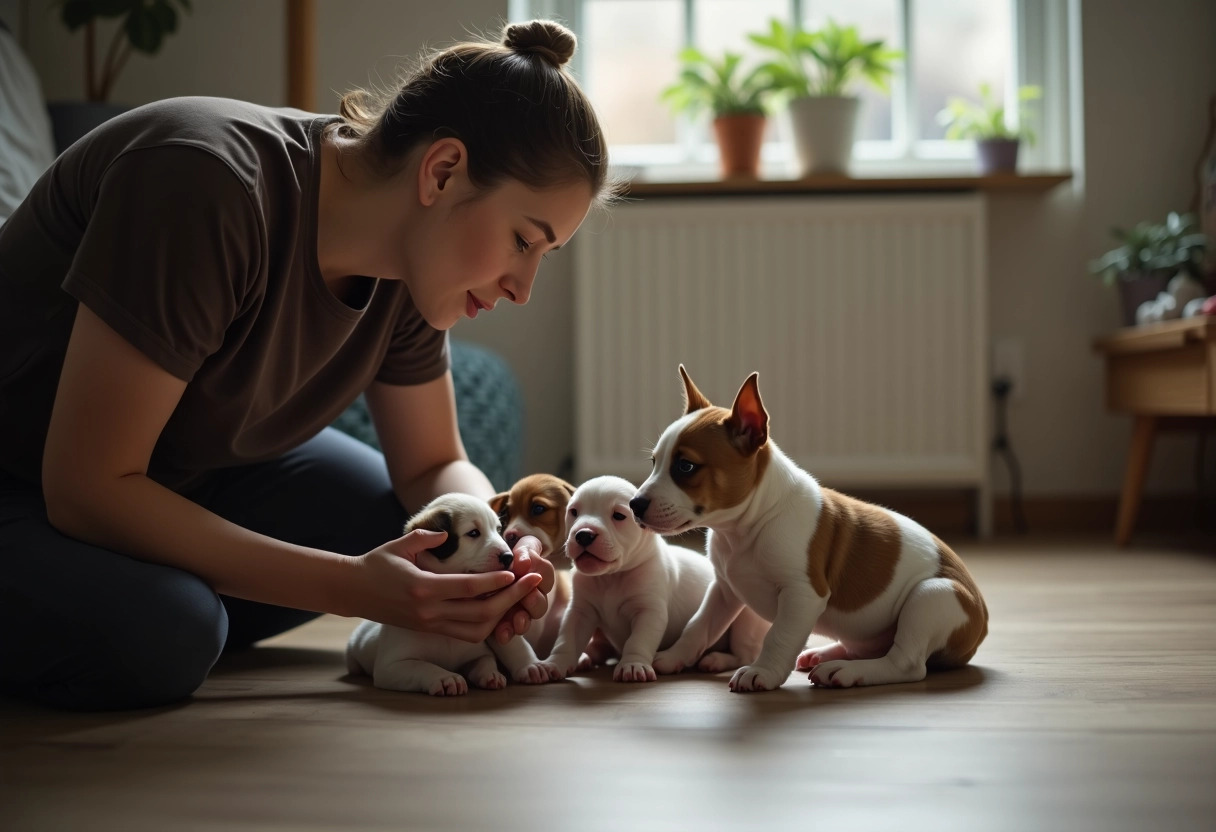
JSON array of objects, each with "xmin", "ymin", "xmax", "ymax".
[{"xmin": 787, "ymin": 95, "xmax": 860, "ymax": 176}]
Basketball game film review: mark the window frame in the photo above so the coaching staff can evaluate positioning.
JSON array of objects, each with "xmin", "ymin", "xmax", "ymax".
[{"xmin": 509, "ymin": 0, "xmax": 1074, "ymax": 176}]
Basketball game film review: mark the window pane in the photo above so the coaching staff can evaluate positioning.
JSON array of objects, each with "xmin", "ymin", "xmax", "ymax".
[
  {"xmin": 583, "ymin": 1, "xmax": 685, "ymax": 146},
  {"xmin": 914, "ymin": 0, "xmax": 1011, "ymax": 140},
  {"xmin": 695, "ymin": 0, "xmax": 789, "ymax": 59},
  {"xmin": 696, "ymin": 1, "xmax": 791, "ymax": 145},
  {"xmin": 803, "ymin": 0, "xmax": 899, "ymax": 141}
]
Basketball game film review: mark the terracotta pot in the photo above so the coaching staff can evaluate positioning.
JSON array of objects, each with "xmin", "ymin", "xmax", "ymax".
[{"xmin": 712, "ymin": 113, "xmax": 766, "ymax": 179}]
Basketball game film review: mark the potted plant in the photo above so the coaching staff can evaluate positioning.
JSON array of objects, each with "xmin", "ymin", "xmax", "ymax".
[
  {"xmin": 48, "ymin": 0, "xmax": 191, "ymax": 152},
  {"xmin": 660, "ymin": 47, "xmax": 775, "ymax": 179},
  {"xmin": 1089, "ymin": 211, "xmax": 1211, "ymax": 326},
  {"xmin": 748, "ymin": 17, "xmax": 900, "ymax": 176},
  {"xmin": 936, "ymin": 82, "xmax": 1042, "ymax": 174}
]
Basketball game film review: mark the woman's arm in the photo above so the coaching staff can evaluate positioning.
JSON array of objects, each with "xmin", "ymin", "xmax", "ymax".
[
  {"xmin": 41, "ymin": 306, "xmax": 537, "ymax": 639},
  {"xmin": 364, "ymin": 374, "xmax": 495, "ymax": 511},
  {"xmin": 365, "ymin": 375, "xmax": 555, "ymax": 639}
]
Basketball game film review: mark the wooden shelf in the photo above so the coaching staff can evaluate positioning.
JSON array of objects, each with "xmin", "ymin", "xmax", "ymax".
[{"xmin": 620, "ymin": 171, "xmax": 1073, "ymax": 198}]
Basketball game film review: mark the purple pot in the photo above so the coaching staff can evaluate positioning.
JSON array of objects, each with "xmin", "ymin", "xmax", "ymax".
[
  {"xmin": 1116, "ymin": 272, "xmax": 1171, "ymax": 327},
  {"xmin": 976, "ymin": 139, "xmax": 1020, "ymax": 174}
]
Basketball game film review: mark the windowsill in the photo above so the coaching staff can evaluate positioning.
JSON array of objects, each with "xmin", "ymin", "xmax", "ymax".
[{"xmin": 618, "ymin": 169, "xmax": 1074, "ymax": 198}]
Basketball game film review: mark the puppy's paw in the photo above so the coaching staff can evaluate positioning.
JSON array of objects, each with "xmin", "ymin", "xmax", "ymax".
[
  {"xmin": 728, "ymin": 664, "xmax": 784, "ymax": 693},
  {"xmin": 653, "ymin": 649, "xmax": 691, "ymax": 675},
  {"xmin": 576, "ymin": 653, "xmax": 597, "ymax": 672},
  {"xmin": 696, "ymin": 651, "xmax": 741, "ymax": 674},
  {"xmin": 429, "ymin": 673, "xmax": 469, "ymax": 696},
  {"xmin": 613, "ymin": 661, "xmax": 657, "ymax": 683},
  {"xmin": 809, "ymin": 660, "xmax": 864, "ymax": 688},
  {"xmin": 796, "ymin": 642, "xmax": 851, "ymax": 671},
  {"xmin": 470, "ymin": 668, "xmax": 507, "ymax": 690},
  {"xmin": 536, "ymin": 657, "xmax": 576, "ymax": 681},
  {"xmin": 515, "ymin": 662, "xmax": 560, "ymax": 684}
]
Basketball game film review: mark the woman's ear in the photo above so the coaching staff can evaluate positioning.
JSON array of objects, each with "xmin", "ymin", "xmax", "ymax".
[{"xmin": 417, "ymin": 137, "xmax": 468, "ymax": 206}]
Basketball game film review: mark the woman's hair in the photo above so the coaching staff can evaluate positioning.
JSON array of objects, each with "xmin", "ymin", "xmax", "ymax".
[{"xmin": 335, "ymin": 19, "xmax": 618, "ymax": 205}]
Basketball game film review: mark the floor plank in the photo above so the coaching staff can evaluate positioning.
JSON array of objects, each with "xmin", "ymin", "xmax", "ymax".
[{"xmin": 2, "ymin": 538, "xmax": 1214, "ymax": 832}]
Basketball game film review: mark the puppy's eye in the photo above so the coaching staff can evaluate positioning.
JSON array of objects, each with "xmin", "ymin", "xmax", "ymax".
[
  {"xmin": 466, "ymin": 529, "xmax": 481, "ymax": 539},
  {"xmin": 675, "ymin": 457, "xmax": 699, "ymax": 475},
  {"xmin": 612, "ymin": 511, "xmax": 626, "ymax": 522},
  {"xmin": 531, "ymin": 503, "xmax": 547, "ymax": 516},
  {"xmin": 569, "ymin": 508, "xmax": 578, "ymax": 518}
]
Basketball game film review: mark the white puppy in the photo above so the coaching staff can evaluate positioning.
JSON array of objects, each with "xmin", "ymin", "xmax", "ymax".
[
  {"xmin": 345, "ymin": 493, "xmax": 547, "ymax": 696},
  {"xmin": 528, "ymin": 476, "xmax": 768, "ymax": 683}
]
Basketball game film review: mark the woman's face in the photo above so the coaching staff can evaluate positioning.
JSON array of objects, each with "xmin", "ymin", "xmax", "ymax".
[{"xmin": 402, "ymin": 149, "xmax": 595, "ymax": 330}]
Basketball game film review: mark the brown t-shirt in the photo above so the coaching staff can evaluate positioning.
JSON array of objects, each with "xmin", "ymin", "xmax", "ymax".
[{"xmin": 0, "ymin": 96, "xmax": 449, "ymax": 490}]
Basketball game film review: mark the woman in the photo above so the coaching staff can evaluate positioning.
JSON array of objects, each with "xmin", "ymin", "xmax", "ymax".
[{"xmin": 0, "ymin": 19, "xmax": 613, "ymax": 710}]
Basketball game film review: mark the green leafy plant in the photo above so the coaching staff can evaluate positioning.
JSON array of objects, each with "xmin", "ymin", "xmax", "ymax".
[
  {"xmin": 746, "ymin": 18, "xmax": 901, "ymax": 98},
  {"xmin": 1088, "ymin": 212, "xmax": 1209, "ymax": 286},
  {"xmin": 57, "ymin": 0, "xmax": 192, "ymax": 102},
  {"xmin": 937, "ymin": 82, "xmax": 1042, "ymax": 144},
  {"xmin": 660, "ymin": 48, "xmax": 774, "ymax": 118}
]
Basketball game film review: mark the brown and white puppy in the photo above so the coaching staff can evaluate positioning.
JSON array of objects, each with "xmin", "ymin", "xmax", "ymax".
[
  {"xmin": 345, "ymin": 494, "xmax": 547, "ymax": 696},
  {"xmin": 491, "ymin": 474, "xmax": 577, "ymax": 569},
  {"xmin": 527, "ymin": 475, "xmax": 768, "ymax": 683},
  {"xmin": 630, "ymin": 366, "xmax": 989, "ymax": 693},
  {"xmin": 491, "ymin": 474, "xmax": 616, "ymax": 666}
]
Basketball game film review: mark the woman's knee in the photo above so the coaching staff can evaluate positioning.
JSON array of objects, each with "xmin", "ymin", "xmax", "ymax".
[{"xmin": 11, "ymin": 571, "xmax": 229, "ymax": 711}]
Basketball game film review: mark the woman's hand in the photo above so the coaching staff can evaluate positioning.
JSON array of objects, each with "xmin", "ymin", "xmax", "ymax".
[
  {"xmin": 491, "ymin": 534, "xmax": 556, "ymax": 645},
  {"xmin": 350, "ymin": 529, "xmax": 544, "ymax": 643}
]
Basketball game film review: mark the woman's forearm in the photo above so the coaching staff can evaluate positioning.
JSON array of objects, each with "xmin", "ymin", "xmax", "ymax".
[{"xmin": 45, "ymin": 473, "xmax": 356, "ymax": 615}]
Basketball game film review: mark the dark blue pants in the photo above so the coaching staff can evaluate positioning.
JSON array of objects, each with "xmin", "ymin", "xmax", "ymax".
[{"xmin": 0, "ymin": 428, "xmax": 408, "ymax": 711}]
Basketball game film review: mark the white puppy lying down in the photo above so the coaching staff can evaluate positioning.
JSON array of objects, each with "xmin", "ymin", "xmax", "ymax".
[
  {"xmin": 528, "ymin": 476, "xmax": 769, "ymax": 683},
  {"xmin": 345, "ymin": 493, "xmax": 546, "ymax": 696}
]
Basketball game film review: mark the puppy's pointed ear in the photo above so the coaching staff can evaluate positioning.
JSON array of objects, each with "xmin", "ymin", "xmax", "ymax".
[
  {"xmin": 679, "ymin": 364, "xmax": 712, "ymax": 414},
  {"xmin": 488, "ymin": 491, "xmax": 509, "ymax": 516},
  {"xmin": 407, "ymin": 507, "xmax": 458, "ymax": 559},
  {"xmin": 725, "ymin": 372, "xmax": 768, "ymax": 455}
]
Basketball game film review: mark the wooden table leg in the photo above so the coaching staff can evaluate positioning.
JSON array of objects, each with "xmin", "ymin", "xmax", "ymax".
[{"xmin": 1115, "ymin": 415, "xmax": 1157, "ymax": 546}]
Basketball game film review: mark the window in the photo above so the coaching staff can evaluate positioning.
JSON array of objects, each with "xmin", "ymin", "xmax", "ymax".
[{"xmin": 510, "ymin": 0, "xmax": 1075, "ymax": 176}]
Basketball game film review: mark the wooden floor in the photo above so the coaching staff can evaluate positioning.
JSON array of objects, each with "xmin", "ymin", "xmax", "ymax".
[{"xmin": 3, "ymin": 536, "xmax": 1215, "ymax": 832}]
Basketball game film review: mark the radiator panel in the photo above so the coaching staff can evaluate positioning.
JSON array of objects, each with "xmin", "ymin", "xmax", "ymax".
[{"xmin": 574, "ymin": 195, "xmax": 989, "ymax": 491}]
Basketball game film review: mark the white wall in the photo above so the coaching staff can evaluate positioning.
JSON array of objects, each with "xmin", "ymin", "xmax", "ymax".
[{"xmin": 10, "ymin": 0, "xmax": 1215, "ymax": 496}]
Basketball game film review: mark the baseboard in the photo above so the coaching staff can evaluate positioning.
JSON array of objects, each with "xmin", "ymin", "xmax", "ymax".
[{"xmin": 844, "ymin": 488, "xmax": 1216, "ymax": 538}]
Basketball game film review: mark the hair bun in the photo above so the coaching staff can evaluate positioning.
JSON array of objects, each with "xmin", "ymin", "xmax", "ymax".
[{"xmin": 503, "ymin": 19, "xmax": 576, "ymax": 67}]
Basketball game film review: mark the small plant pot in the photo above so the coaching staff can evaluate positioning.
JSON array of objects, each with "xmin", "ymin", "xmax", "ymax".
[
  {"xmin": 976, "ymin": 138, "xmax": 1020, "ymax": 174},
  {"xmin": 712, "ymin": 113, "xmax": 766, "ymax": 179},
  {"xmin": 1116, "ymin": 271, "xmax": 1171, "ymax": 327},
  {"xmin": 787, "ymin": 95, "xmax": 859, "ymax": 176}
]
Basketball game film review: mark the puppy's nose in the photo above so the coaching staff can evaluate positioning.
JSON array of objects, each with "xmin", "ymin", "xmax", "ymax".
[
  {"xmin": 629, "ymin": 496, "xmax": 651, "ymax": 520},
  {"xmin": 505, "ymin": 530, "xmax": 520, "ymax": 547},
  {"xmin": 574, "ymin": 529, "xmax": 597, "ymax": 547},
  {"xmin": 498, "ymin": 552, "xmax": 514, "ymax": 569}
]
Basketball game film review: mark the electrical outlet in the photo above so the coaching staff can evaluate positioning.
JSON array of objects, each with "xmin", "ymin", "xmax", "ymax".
[{"xmin": 992, "ymin": 337, "xmax": 1025, "ymax": 402}]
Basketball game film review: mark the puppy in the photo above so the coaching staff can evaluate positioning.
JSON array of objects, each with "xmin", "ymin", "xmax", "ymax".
[
  {"xmin": 345, "ymin": 493, "xmax": 546, "ymax": 695},
  {"xmin": 491, "ymin": 473, "xmax": 577, "ymax": 569},
  {"xmin": 529, "ymin": 475, "xmax": 768, "ymax": 683},
  {"xmin": 631, "ymin": 367, "xmax": 989, "ymax": 692},
  {"xmin": 491, "ymin": 474, "xmax": 616, "ymax": 667}
]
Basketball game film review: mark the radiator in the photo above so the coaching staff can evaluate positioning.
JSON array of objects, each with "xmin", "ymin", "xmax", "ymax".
[{"xmin": 573, "ymin": 194, "xmax": 991, "ymax": 532}]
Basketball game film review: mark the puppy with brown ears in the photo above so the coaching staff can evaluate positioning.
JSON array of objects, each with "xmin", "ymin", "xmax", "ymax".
[
  {"xmin": 345, "ymin": 493, "xmax": 548, "ymax": 695},
  {"xmin": 491, "ymin": 474, "xmax": 616, "ymax": 666},
  {"xmin": 631, "ymin": 367, "xmax": 988, "ymax": 692}
]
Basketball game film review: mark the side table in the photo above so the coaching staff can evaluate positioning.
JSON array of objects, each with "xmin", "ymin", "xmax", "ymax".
[{"xmin": 1093, "ymin": 317, "xmax": 1216, "ymax": 545}]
